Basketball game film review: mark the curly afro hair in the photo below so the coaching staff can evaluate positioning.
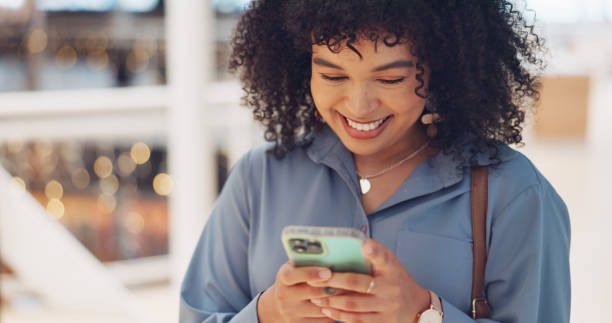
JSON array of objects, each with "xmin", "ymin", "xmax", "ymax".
[{"xmin": 229, "ymin": 0, "xmax": 545, "ymax": 166}]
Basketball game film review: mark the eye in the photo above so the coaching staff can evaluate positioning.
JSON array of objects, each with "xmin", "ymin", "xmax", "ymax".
[
  {"xmin": 378, "ymin": 78, "xmax": 405, "ymax": 85},
  {"xmin": 320, "ymin": 74, "xmax": 348, "ymax": 82}
]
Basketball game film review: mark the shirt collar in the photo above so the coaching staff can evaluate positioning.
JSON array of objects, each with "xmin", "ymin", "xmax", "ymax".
[
  {"xmin": 305, "ymin": 124, "xmax": 517, "ymax": 212},
  {"xmin": 305, "ymin": 125, "xmax": 362, "ymax": 198}
]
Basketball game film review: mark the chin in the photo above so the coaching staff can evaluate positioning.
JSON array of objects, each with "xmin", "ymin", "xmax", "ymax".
[{"xmin": 338, "ymin": 136, "xmax": 385, "ymax": 157}]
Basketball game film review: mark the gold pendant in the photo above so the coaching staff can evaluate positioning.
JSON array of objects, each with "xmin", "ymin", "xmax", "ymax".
[{"xmin": 359, "ymin": 178, "xmax": 371, "ymax": 194}]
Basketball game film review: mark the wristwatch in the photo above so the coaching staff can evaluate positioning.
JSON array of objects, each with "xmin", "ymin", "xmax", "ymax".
[{"xmin": 417, "ymin": 290, "xmax": 444, "ymax": 323}]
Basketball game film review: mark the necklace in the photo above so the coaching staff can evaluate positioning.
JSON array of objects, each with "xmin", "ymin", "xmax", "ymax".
[{"xmin": 356, "ymin": 139, "xmax": 431, "ymax": 194}]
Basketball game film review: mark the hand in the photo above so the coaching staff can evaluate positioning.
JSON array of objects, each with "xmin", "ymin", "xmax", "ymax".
[
  {"xmin": 257, "ymin": 261, "xmax": 336, "ymax": 323},
  {"xmin": 307, "ymin": 238, "xmax": 431, "ymax": 323}
]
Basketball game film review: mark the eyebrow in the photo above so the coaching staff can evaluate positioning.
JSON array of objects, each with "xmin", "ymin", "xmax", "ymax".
[
  {"xmin": 313, "ymin": 57, "xmax": 414, "ymax": 72},
  {"xmin": 313, "ymin": 57, "xmax": 343, "ymax": 70},
  {"xmin": 372, "ymin": 60, "xmax": 414, "ymax": 72}
]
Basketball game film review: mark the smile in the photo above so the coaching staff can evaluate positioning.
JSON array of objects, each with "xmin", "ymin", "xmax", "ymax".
[
  {"xmin": 338, "ymin": 112, "xmax": 393, "ymax": 140},
  {"xmin": 344, "ymin": 115, "xmax": 391, "ymax": 131}
]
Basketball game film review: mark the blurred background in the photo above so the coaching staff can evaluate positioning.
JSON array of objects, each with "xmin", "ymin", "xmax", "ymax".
[{"xmin": 0, "ymin": 0, "xmax": 610, "ymax": 322}]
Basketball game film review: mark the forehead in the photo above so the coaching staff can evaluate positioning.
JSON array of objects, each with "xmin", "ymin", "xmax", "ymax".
[{"xmin": 311, "ymin": 39, "xmax": 415, "ymax": 65}]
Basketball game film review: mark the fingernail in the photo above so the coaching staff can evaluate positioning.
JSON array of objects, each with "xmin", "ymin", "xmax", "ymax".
[
  {"xmin": 321, "ymin": 308, "xmax": 332, "ymax": 317},
  {"xmin": 364, "ymin": 245, "xmax": 374, "ymax": 255},
  {"xmin": 319, "ymin": 270, "xmax": 331, "ymax": 279},
  {"xmin": 310, "ymin": 298, "xmax": 322, "ymax": 305}
]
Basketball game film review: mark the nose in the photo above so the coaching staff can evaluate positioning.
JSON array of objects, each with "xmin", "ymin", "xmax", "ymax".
[{"xmin": 344, "ymin": 82, "xmax": 379, "ymax": 118}]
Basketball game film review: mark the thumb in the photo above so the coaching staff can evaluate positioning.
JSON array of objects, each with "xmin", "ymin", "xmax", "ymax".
[{"xmin": 362, "ymin": 238, "xmax": 398, "ymax": 274}]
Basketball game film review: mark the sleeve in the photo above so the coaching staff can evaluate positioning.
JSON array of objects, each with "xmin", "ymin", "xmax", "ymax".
[
  {"xmin": 179, "ymin": 151, "xmax": 261, "ymax": 323},
  {"xmin": 441, "ymin": 183, "xmax": 571, "ymax": 322}
]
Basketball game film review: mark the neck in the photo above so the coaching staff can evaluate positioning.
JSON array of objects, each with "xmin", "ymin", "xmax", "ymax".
[{"xmin": 353, "ymin": 124, "xmax": 432, "ymax": 176}]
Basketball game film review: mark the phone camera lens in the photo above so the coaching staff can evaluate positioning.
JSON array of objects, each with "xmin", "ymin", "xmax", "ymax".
[
  {"xmin": 290, "ymin": 239, "xmax": 306, "ymax": 246},
  {"xmin": 307, "ymin": 242, "xmax": 322, "ymax": 254},
  {"xmin": 290, "ymin": 239, "xmax": 308, "ymax": 253},
  {"xmin": 289, "ymin": 239, "xmax": 322, "ymax": 254}
]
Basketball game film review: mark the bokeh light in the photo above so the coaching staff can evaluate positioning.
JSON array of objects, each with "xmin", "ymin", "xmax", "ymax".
[
  {"xmin": 126, "ymin": 48, "xmax": 150, "ymax": 73},
  {"xmin": 71, "ymin": 168, "xmax": 90, "ymax": 190},
  {"xmin": 93, "ymin": 156, "xmax": 113, "ymax": 178},
  {"xmin": 46, "ymin": 199, "xmax": 65, "ymax": 219},
  {"xmin": 152, "ymin": 173, "xmax": 173, "ymax": 196},
  {"xmin": 130, "ymin": 142, "xmax": 150, "ymax": 165},
  {"xmin": 99, "ymin": 174, "xmax": 119, "ymax": 195},
  {"xmin": 45, "ymin": 180, "xmax": 64, "ymax": 200},
  {"xmin": 86, "ymin": 50, "xmax": 109, "ymax": 71},
  {"xmin": 117, "ymin": 152, "xmax": 137, "ymax": 175},
  {"xmin": 55, "ymin": 45, "xmax": 78, "ymax": 69},
  {"xmin": 26, "ymin": 29, "xmax": 48, "ymax": 54}
]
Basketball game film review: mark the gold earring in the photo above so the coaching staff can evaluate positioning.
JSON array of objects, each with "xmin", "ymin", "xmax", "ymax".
[{"xmin": 421, "ymin": 112, "xmax": 440, "ymax": 138}]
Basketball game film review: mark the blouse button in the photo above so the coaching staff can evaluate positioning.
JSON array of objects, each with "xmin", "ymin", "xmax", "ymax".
[{"xmin": 360, "ymin": 224, "xmax": 367, "ymax": 234}]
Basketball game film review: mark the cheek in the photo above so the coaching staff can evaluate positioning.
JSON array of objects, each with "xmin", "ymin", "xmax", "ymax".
[
  {"xmin": 383, "ymin": 90, "xmax": 426, "ymax": 116},
  {"xmin": 309, "ymin": 78, "xmax": 323, "ymax": 108},
  {"xmin": 310, "ymin": 80, "xmax": 340, "ymax": 112}
]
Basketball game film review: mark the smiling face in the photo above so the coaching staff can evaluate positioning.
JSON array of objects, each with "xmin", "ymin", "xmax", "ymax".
[{"xmin": 310, "ymin": 38, "xmax": 430, "ymax": 162}]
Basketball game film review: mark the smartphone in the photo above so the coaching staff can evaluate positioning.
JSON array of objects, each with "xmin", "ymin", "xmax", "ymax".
[{"xmin": 281, "ymin": 225, "xmax": 373, "ymax": 275}]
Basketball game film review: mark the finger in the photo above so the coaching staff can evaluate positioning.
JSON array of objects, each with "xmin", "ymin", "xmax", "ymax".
[
  {"xmin": 320, "ymin": 307, "xmax": 381, "ymax": 322},
  {"xmin": 300, "ymin": 318, "xmax": 334, "ymax": 323},
  {"xmin": 278, "ymin": 283, "xmax": 337, "ymax": 300},
  {"xmin": 362, "ymin": 238, "xmax": 398, "ymax": 274},
  {"xmin": 307, "ymin": 272, "xmax": 372, "ymax": 294},
  {"xmin": 277, "ymin": 300, "xmax": 332, "ymax": 319},
  {"xmin": 310, "ymin": 294, "xmax": 385, "ymax": 312},
  {"xmin": 294, "ymin": 300, "xmax": 334, "ymax": 318},
  {"xmin": 277, "ymin": 262, "xmax": 332, "ymax": 286}
]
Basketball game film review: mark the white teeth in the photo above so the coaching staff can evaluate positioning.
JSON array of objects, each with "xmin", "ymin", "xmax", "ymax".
[{"xmin": 346, "ymin": 117, "xmax": 386, "ymax": 131}]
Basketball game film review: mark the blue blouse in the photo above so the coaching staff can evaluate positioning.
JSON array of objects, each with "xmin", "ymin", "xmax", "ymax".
[{"xmin": 180, "ymin": 125, "xmax": 571, "ymax": 322}]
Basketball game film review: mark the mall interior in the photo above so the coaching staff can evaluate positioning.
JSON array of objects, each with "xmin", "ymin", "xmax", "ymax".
[{"xmin": 0, "ymin": 1, "xmax": 610, "ymax": 322}]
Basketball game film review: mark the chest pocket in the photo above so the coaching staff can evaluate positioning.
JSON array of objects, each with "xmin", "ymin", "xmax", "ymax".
[{"xmin": 395, "ymin": 230, "xmax": 473, "ymax": 312}]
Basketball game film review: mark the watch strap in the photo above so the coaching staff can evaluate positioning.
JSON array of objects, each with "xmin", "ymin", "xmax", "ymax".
[{"xmin": 429, "ymin": 290, "xmax": 442, "ymax": 314}]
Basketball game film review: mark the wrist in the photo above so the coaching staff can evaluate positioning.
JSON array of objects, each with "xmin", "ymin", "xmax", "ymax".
[
  {"xmin": 256, "ymin": 287, "xmax": 280, "ymax": 323},
  {"xmin": 415, "ymin": 289, "xmax": 444, "ymax": 323},
  {"xmin": 416, "ymin": 287, "xmax": 432, "ymax": 317}
]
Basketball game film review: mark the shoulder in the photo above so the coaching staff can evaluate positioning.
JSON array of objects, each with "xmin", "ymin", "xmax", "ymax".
[
  {"xmin": 236, "ymin": 141, "xmax": 314, "ymax": 169},
  {"xmin": 487, "ymin": 144, "xmax": 542, "ymax": 193},
  {"xmin": 483, "ymin": 144, "xmax": 568, "ymax": 218},
  {"xmin": 230, "ymin": 141, "xmax": 319, "ymax": 186}
]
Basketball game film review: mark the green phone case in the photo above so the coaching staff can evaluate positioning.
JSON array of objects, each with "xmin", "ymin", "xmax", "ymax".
[{"xmin": 281, "ymin": 225, "xmax": 373, "ymax": 275}]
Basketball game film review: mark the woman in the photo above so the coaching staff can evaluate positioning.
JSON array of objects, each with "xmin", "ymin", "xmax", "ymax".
[{"xmin": 180, "ymin": 1, "xmax": 571, "ymax": 322}]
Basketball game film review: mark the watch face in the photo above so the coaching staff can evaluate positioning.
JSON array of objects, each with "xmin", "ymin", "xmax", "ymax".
[{"xmin": 418, "ymin": 309, "xmax": 443, "ymax": 323}]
